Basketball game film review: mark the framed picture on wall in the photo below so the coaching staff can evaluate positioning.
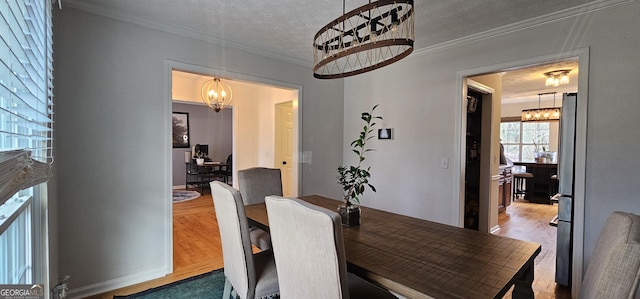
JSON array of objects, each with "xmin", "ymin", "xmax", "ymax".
[{"xmin": 172, "ymin": 112, "xmax": 190, "ymax": 148}]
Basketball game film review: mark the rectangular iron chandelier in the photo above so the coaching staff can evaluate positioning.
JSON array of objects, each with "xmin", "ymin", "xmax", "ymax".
[
  {"xmin": 521, "ymin": 92, "xmax": 561, "ymax": 122},
  {"xmin": 313, "ymin": 0, "xmax": 414, "ymax": 79}
]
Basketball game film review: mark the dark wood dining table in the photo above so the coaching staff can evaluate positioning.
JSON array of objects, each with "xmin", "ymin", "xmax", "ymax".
[{"xmin": 244, "ymin": 195, "xmax": 541, "ymax": 299}]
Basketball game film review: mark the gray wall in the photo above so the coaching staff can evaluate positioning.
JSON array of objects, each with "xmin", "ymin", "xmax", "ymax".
[
  {"xmin": 343, "ymin": 0, "xmax": 640, "ymax": 289},
  {"xmin": 52, "ymin": 7, "xmax": 344, "ymax": 297},
  {"xmin": 171, "ymin": 103, "xmax": 232, "ymax": 187}
]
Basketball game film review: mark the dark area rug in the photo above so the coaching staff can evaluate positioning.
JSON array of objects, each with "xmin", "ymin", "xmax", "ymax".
[{"xmin": 114, "ymin": 269, "xmax": 225, "ymax": 299}]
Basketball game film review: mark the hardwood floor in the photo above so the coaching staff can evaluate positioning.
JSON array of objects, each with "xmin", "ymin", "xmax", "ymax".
[
  {"xmin": 88, "ymin": 193, "xmax": 572, "ymax": 299},
  {"xmin": 495, "ymin": 200, "xmax": 572, "ymax": 299},
  {"xmin": 86, "ymin": 193, "xmax": 223, "ymax": 299}
]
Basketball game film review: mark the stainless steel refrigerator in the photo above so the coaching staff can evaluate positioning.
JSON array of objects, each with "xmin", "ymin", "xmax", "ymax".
[{"xmin": 555, "ymin": 92, "xmax": 577, "ymax": 286}]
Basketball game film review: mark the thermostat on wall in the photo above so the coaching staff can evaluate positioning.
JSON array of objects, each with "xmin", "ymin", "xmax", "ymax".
[{"xmin": 378, "ymin": 128, "xmax": 393, "ymax": 140}]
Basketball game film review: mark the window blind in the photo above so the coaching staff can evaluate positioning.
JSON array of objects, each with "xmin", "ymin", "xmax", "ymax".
[
  {"xmin": 0, "ymin": 150, "xmax": 50, "ymax": 207},
  {"xmin": 0, "ymin": 0, "xmax": 54, "ymax": 208},
  {"xmin": 0, "ymin": 0, "xmax": 52, "ymax": 286}
]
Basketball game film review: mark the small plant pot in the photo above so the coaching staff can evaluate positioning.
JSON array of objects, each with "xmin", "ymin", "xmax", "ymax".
[
  {"xmin": 338, "ymin": 204, "xmax": 361, "ymax": 227},
  {"xmin": 196, "ymin": 158, "xmax": 205, "ymax": 165}
]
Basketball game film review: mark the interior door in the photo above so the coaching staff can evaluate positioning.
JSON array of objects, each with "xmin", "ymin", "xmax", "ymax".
[{"xmin": 275, "ymin": 101, "xmax": 293, "ymax": 196}]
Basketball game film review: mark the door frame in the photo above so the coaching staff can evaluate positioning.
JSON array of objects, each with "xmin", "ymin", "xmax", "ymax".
[
  {"xmin": 466, "ymin": 79, "xmax": 496, "ymax": 234},
  {"xmin": 455, "ymin": 47, "xmax": 589, "ymax": 294},
  {"xmin": 163, "ymin": 60, "xmax": 302, "ymax": 274}
]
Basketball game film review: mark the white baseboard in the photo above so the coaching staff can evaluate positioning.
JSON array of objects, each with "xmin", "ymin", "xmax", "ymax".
[
  {"xmin": 172, "ymin": 185, "xmax": 186, "ymax": 190},
  {"xmin": 66, "ymin": 267, "xmax": 169, "ymax": 299},
  {"xmin": 490, "ymin": 225, "xmax": 501, "ymax": 234}
]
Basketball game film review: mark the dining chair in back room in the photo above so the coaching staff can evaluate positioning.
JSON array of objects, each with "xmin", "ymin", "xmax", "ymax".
[
  {"xmin": 237, "ymin": 167, "xmax": 283, "ymax": 250},
  {"xmin": 213, "ymin": 154, "xmax": 233, "ymax": 184}
]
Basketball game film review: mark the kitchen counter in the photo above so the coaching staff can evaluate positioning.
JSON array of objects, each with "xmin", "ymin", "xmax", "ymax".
[
  {"xmin": 512, "ymin": 161, "xmax": 557, "ymax": 168},
  {"xmin": 511, "ymin": 161, "xmax": 557, "ymax": 204}
]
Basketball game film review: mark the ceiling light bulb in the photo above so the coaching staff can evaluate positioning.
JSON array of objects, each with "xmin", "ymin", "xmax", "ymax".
[
  {"xmin": 370, "ymin": 22, "xmax": 378, "ymax": 42},
  {"xmin": 546, "ymin": 76, "xmax": 555, "ymax": 86},
  {"xmin": 391, "ymin": 11, "xmax": 399, "ymax": 32},
  {"xmin": 544, "ymin": 70, "xmax": 571, "ymax": 86},
  {"xmin": 543, "ymin": 111, "xmax": 549, "ymax": 118}
]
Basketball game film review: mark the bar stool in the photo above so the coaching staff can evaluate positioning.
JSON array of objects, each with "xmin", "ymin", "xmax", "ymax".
[{"xmin": 513, "ymin": 172, "xmax": 534, "ymax": 201}]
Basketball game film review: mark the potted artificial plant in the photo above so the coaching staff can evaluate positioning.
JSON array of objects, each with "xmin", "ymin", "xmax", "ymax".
[
  {"xmin": 194, "ymin": 151, "xmax": 208, "ymax": 165},
  {"xmin": 337, "ymin": 104, "xmax": 382, "ymax": 226}
]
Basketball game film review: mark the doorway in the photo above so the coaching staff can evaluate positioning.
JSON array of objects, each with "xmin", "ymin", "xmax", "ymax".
[
  {"xmin": 165, "ymin": 61, "xmax": 302, "ymax": 275},
  {"xmin": 458, "ymin": 48, "xmax": 589, "ymax": 294},
  {"xmin": 169, "ymin": 68, "xmax": 300, "ymax": 193},
  {"xmin": 463, "ymin": 80, "xmax": 495, "ymax": 233}
]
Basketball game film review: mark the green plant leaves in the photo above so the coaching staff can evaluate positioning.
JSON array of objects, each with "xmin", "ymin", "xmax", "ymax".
[{"xmin": 337, "ymin": 104, "xmax": 383, "ymax": 205}]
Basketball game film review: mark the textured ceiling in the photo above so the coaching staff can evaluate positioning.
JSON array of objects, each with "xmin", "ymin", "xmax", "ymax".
[
  {"xmin": 62, "ymin": 0, "xmax": 601, "ymax": 64},
  {"xmin": 500, "ymin": 60, "xmax": 579, "ymax": 103},
  {"xmin": 62, "ymin": 0, "xmax": 600, "ymax": 101}
]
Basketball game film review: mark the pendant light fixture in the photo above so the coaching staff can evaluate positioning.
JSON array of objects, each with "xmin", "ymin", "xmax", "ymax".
[
  {"xmin": 201, "ymin": 78, "xmax": 233, "ymax": 112},
  {"xmin": 544, "ymin": 70, "xmax": 571, "ymax": 87},
  {"xmin": 313, "ymin": 0, "xmax": 414, "ymax": 79},
  {"xmin": 521, "ymin": 92, "xmax": 561, "ymax": 122}
]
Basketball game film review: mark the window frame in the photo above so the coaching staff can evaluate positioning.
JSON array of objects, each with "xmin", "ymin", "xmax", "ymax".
[
  {"xmin": 500, "ymin": 117, "xmax": 551, "ymax": 162},
  {"xmin": 0, "ymin": 0, "xmax": 53, "ymax": 289}
]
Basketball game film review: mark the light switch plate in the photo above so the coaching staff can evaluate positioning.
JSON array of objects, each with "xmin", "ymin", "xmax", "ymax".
[
  {"xmin": 440, "ymin": 157, "xmax": 449, "ymax": 169},
  {"xmin": 302, "ymin": 151, "xmax": 312, "ymax": 164}
]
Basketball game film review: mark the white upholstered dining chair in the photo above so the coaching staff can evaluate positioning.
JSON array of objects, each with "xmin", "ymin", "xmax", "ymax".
[
  {"xmin": 209, "ymin": 181, "xmax": 279, "ymax": 299},
  {"xmin": 580, "ymin": 211, "xmax": 640, "ymax": 299},
  {"xmin": 264, "ymin": 195, "xmax": 397, "ymax": 299},
  {"xmin": 237, "ymin": 167, "xmax": 283, "ymax": 250}
]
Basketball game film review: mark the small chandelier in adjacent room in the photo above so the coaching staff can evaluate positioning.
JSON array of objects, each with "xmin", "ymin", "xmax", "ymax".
[
  {"xmin": 313, "ymin": 0, "xmax": 414, "ymax": 79},
  {"xmin": 522, "ymin": 92, "xmax": 561, "ymax": 122},
  {"xmin": 544, "ymin": 70, "xmax": 571, "ymax": 87},
  {"xmin": 201, "ymin": 77, "xmax": 233, "ymax": 112}
]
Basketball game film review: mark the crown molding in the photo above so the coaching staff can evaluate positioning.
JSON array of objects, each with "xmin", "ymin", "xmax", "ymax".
[{"xmin": 410, "ymin": 0, "xmax": 638, "ymax": 59}]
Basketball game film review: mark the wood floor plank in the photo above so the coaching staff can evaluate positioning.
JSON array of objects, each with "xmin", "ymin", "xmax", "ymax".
[
  {"xmin": 495, "ymin": 201, "xmax": 571, "ymax": 299},
  {"xmin": 86, "ymin": 193, "xmax": 223, "ymax": 299}
]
